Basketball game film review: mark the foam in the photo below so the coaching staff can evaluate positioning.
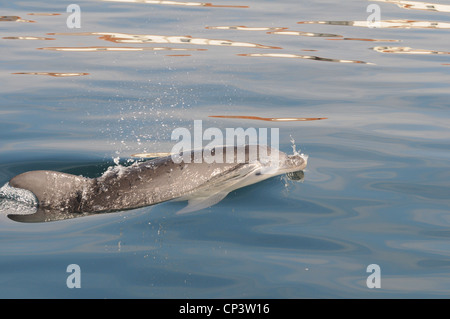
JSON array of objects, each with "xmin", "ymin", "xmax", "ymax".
[{"xmin": 0, "ymin": 182, "xmax": 38, "ymax": 215}]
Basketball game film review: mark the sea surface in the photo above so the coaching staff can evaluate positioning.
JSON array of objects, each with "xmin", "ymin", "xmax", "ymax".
[{"xmin": 0, "ymin": 0, "xmax": 449, "ymax": 298}]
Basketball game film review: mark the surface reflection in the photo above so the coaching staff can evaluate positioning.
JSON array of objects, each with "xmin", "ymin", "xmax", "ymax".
[
  {"xmin": 206, "ymin": 26, "xmax": 288, "ymax": 31},
  {"xmin": 37, "ymin": 46, "xmax": 205, "ymax": 52},
  {"xmin": 0, "ymin": 16, "xmax": 35, "ymax": 23},
  {"xmin": 372, "ymin": 46, "xmax": 450, "ymax": 55},
  {"xmin": 102, "ymin": 0, "xmax": 248, "ymax": 8},
  {"xmin": 12, "ymin": 72, "xmax": 89, "ymax": 77},
  {"xmin": 3, "ymin": 36, "xmax": 55, "ymax": 40},
  {"xmin": 209, "ymin": 115, "xmax": 328, "ymax": 121},
  {"xmin": 237, "ymin": 53, "xmax": 373, "ymax": 64},
  {"xmin": 298, "ymin": 19, "xmax": 450, "ymax": 29},
  {"xmin": 27, "ymin": 13, "xmax": 61, "ymax": 16},
  {"xmin": 131, "ymin": 152, "xmax": 172, "ymax": 158},
  {"xmin": 372, "ymin": 0, "xmax": 450, "ymax": 13},
  {"xmin": 327, "ymin": 38, "xmax": 400, "ymax": 42},
  {"xmin": 49, "ymin": 32, "xmax": 280, "ymax": 49},
  {"xmin": 267, "ymin": 30, "xmax": 343, "ymax": 38}
]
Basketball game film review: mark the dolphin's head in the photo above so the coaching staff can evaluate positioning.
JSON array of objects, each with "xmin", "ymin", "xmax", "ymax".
[
  {"xmin": 282, "ymin": 153, "xmax": 308, "ymax": 173},
  {"xmin": 253, "ymin": 146, "xmax": 308, "ymax": 176}
]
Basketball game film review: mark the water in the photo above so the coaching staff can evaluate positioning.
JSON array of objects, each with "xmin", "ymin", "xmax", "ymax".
[{"xmin": 0, "ymin": 0, "xmax": 449, "ymax": 298}]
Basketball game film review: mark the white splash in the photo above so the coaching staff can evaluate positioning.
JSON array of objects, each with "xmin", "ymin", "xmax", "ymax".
[
  {"xmin": 0, "ymin": 182, "xmax": 38, "ymax": 215},
  {"xmin": 290, "ymin": 135, "xmax": 300, "ymax": 155}
]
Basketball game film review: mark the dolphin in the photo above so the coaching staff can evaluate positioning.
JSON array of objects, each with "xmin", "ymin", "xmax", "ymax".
[{"xmin": 0, "ymin": 145, "xmax": 307, "ymax": 223}]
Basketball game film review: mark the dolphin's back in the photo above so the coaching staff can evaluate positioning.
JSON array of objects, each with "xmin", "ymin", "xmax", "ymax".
[{"xmin": 85, "ymin": 153, "xmax": 246, "ymax": 212}]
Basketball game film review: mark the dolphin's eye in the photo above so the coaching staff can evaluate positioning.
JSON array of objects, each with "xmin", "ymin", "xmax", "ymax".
[{"xmin": 255, "ymin": 172, "xmax": 261, "ymax": 176}]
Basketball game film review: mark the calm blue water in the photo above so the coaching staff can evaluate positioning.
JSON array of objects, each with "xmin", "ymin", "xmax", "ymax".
[{"xmin": 0, "ymin": 0, "xmax": 449, "ymax": 298}]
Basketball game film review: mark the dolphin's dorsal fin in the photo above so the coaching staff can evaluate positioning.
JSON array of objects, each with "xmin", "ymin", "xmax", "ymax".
[{"xmin": 176, "ymin": 191, "xmax": 230, "ymax": 215}]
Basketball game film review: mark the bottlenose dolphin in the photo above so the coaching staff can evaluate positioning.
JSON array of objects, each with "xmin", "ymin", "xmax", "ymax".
[{"xmin": 0, "ymin": 145, "xmax": 307, "ymax": 223}]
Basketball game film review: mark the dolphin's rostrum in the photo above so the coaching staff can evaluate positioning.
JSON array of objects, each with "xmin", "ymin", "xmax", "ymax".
[{"xmin": 0, "ymin": 145, "xmax": 307, "ymax": 222}]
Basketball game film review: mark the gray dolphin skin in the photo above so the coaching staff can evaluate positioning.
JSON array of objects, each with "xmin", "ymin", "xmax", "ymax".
[{"xmin": 0, "ymin": 145, "xmax": 307, "ymax": 223}]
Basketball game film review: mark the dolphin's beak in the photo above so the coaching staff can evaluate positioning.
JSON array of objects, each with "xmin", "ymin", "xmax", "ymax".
[{"xmin": 285, "ymin": 153, "xmax": 308, "ymax": 172}]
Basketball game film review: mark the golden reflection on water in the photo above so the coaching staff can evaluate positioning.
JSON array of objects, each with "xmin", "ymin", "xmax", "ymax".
[
  {"xmin": 102, "ymin": 0, "xmax": 248, "ymax": 8},
  {"xmin": 372, "ymin": 46, "xmax": 450, "ymax": 55},
  {"xmin": 49, "ymin": 32, "xmax": 281, "ymax": 49},
  {"xmin": 131, "ymin": 152, "xmax": 172, "ymax": 158},
  {"xmin": 372, "ymin": 0, "xmax": 450, "ymax": 13},
  {"xmin": 206, "ymin": 26, "xmax": 288, "ymax": 31},
  {"xmin": 37, "ymin": 46, "xmax": 206, "ymax": 52},
  {"xmin": 209, "ymin": 115, "xmax": 328, "ymax": 121},
  {"xmin": 27, "ymin": 13, "xmax": 61, "ymax": 16},
  {"xmin": 327, "ymin": 38, "xmax": 400, "ymax": 42},
  {"xmin": 267, "ymin": 30, "xmax": 343, "ymax": 38},
  {"xmin": 3, "ymin": 0, "xmax": 406, "ymax": 84},
  {"xmin": 297, "ymin": 19, "xmax": 450, "ymax": 29},
  {"xmin": 0, "ymin": 16, "xmax": 35, "ymax": 23},
  {"xmin": 12, "ymin": 72, "xmax": 89, "ymax": 77},
  {"xmin": 237, "ymin": 53, "xmax": 373, "ymax": 65},
  {"xmin": 3, "ymin": 36, "xmax": 55, "ymax": 40}
]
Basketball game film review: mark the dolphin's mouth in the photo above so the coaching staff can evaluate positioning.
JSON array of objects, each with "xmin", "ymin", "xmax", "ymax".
[{"xmin": 286, "ymin": 170, "xmax": 305, "ymax": 181}]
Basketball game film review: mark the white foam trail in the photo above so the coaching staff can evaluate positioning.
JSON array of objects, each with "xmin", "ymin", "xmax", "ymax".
[{"xmin": 0, "ymin": 182, "xmax": 38, "ymax": 215}]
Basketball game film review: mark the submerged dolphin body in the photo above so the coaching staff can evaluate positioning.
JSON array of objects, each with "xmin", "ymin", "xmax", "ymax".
[{"xmin": 0, "ymin": 145, "xmax": 307, "ymax": 223}]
